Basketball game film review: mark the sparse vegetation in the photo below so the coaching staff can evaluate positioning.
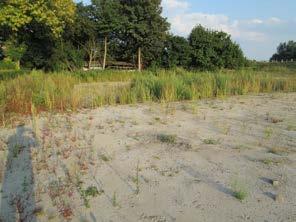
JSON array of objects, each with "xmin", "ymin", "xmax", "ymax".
[
  {"xmin": 157, "ymin": 134, "xmax": 177, "ymax": 144},
  {"xmin": 231, "ymin": 180, "xmax": 248, "ymax": 201},
  {"xmin": 203, "ymin": 138, "xmax": 220, "ymax": 145},
  {"xmin": 0, "ymin": 68, "xmax": 295, "ymax": 124},
  {"xmin": 268, "ymin": 147, "xmax": 290, "ymax": 155},
  {"xmin": 264, "ymin": 127, "xmax": 273, "ymax": 139},
  {"xmin": 100, "ymin": 154, "xmax": 111, "ymax": 162},
  {"xmin": 112, "ymin": 191, "xmax": 118, "ymax": 207}
]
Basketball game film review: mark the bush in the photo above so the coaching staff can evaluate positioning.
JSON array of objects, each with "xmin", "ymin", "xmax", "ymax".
[
  {"xmin": 47, "ymin": 41, "xmax": 85, "ymax": 71},
  {"xmin": 0, "ymin": 69, "xmax": 29, "ymax": 81},
  {"xmin": 0, "ymin": 60, "xmax": 17, "ymax": 70},
  {"xmin": 189, "ymin": 25, "xmax": 246, "ymax": 70}
]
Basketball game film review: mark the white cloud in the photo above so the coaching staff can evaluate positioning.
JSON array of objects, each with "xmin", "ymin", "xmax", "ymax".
[
  {"xmin": 167, "ymin": 12, "xmax": 266, "ymax": 42},
  {"xmin": 161, "ymin": 0, "xmax": 295, "ymax": 60},
  {"xmin": 266, "ymin": 17, "xmax": 282, "ymax": 25},
  {"xmin": 248, "ymin": 19, "xmax": 264, "ymax": 25},
  {"xmin": 162, "ymin": 0, "xmax": 189, "ymax": 10}
]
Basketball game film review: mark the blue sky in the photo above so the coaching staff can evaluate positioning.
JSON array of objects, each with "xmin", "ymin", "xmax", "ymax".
[{"xmin": 80, "ymin": 0, "xmax": 296, "ymax": 60}]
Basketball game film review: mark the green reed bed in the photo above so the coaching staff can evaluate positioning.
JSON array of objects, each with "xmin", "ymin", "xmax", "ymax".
[{"xmin": 0, "ymin": 68, "xmax": 295, "ymax": 123}]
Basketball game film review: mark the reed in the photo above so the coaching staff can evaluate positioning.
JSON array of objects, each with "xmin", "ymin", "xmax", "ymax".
[{"xmin": 0, "ymin": 68, "xmax": 295, "ymax": 123}]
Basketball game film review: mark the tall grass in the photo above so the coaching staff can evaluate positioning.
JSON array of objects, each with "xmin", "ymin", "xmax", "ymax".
[{"xmin": 0, "ymin": 68, "xmax": 295, "ymax": 123}]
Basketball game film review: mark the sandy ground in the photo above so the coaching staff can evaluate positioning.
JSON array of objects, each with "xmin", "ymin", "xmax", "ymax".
[{"xmin": 0, "ymin": 93, "xmax": 295, "ymax": 222}]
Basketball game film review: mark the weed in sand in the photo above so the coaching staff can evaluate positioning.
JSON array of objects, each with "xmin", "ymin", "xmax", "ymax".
[
  {"xmin": 264, "ymin": 127, "xmax": 273, "ymax": 139},
  {"xmin": 112, "ymin": 191, "xmax": 118, "ymax": 207},
  {"xmin": 234, "ymin": 144, "xmax": 249, "ymax": 150},
  {"xmin": 260, "ymin": 157, "xmax": 288, "ymax": 166},
  {"xmin": 12, "ymin": 143, "xmax": 22, "ymax": 158},
  {"xmin": 203, "ymin": 138, "xmax": 220, "ymax": 145},
  {"xmin": 268, "ymin": 147, "xmax": 289, "ymax": 156},
  {"xmin": 77, "ymin": 179, "xmax": 102, "ymax": 208},
  {"xmin": 100, "ymin": 154, "xmax": 111, "ymax": 162},
  {"xmin": 135, "ymin": 161, "xmax": 140, "ymax": 194},
  {"xmin": 287, "ymin": 125, "xmax": 296, "ymax": 131},
  {"xmin": 231, "ymin": 180, "xmax": 248, "ymax": 201},
  {"xmin": 181, "ymin": 103, "xmax": 198, "ymax": 114},
  {"xmin": 31, "ymin": 103, "xmax": 38, "ymax": 138},
  {"xmin": 157, "ymin": 134, "xmax": 177, "ymax": 144}
]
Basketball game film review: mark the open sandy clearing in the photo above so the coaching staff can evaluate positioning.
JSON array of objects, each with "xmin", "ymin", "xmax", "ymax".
[{"xmin": 0, "ymin": 93, "xmax": 295, "ymax": 222}]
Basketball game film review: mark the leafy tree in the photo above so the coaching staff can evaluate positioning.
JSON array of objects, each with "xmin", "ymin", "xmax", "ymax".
[
  {"xmin": 270, "ymin": 41, "xmax": 296, "ymax": 62},
  {"xmin": 3, "ymin": 38, "xmax": 27, "ymax": 69},
  {"xmin": 0, "ymin": 0, "xmax": 76, "ymax": 70},
  {"xmin": 47, "ymin": 41, "xmax": 85, "ymax": 71},
  {"xmin": 0, "ymin": 0, "xmax": 76, "ymax": 37},
  {"xmin": 83, "ymin": 37, "xmax": 101, "ymax": 69},
  {"xmin": 91, "ymin": 0, "xmax": 122, "ymax": 69},
  {"xmin": 189, "ymin": 25, "xmax": 245, "ymax": 70},
  {"xmin": 162, "ymin": 34, "xmax": 192, "ymax": 68},
  {"xmin": 118, "ymin": 0, "xmax": 169, "ymax": 71},
  {"xmin": 65, "ymin": 3, "xmax": 97, "ymax": 48}
]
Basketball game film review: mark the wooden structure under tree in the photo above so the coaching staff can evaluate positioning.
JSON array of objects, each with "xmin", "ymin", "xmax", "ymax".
[
  {"xmin": 106, "ymin": 61, "xmax": 136, "ymax": 70},
  {"xmin": 84, "ymin": 61, "xmax": 136, "ymax": 70}
]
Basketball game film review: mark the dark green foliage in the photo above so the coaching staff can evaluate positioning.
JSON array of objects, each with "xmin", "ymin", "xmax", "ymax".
[
  {"xmin": 91, "ymin": 0, "xmax": 122, "ymax": 37},
  {"xmin": 0, "ymin": 60, "xmax": 17, "ymax": 70},
  {"xmin": 0, "ymin": 69, "xmax": 29, "ymax": 81},
  {"xmin": 19, "ymin": 22, "xmax": 55, "ymax": 69},
  {"xmin": 162, "ymin": 34, "xmax": 192, "ymax": 68},
  {"xmin": 270, "ymin": 41, "xmax": 296, "ymax": 62},
  {"xmin": 117, "ymin": 0, "xmax": 170, "ymax": 66},
  {"xmin": 1, "ymin": 1, "xmax": 248, "ymax": 71},
  {"xmin": 189, "ymin": 25, "xmax": 246, "ymax": 70},
  {"xmin": 47, "ymin": 41, "xmax": 85, "ymax": 72}
]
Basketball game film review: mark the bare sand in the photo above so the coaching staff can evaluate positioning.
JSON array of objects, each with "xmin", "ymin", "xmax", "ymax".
[{"xmin": 0, "ymin": 93, "xmax": 295, "ymax": 222}]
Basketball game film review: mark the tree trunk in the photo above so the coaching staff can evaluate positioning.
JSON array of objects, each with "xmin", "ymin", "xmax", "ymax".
[
  {"xmin": 138, "ymin": 47, "xmax": 142, "ymax": 72},
  {"xmin": 103, "ymin": 36, "xmax": 108, "ymax": 70}
]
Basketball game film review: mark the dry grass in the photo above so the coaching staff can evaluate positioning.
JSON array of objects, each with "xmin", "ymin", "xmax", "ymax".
[{"xmin": 0, "ymin": 68, "xmax": 295, "ymax": 125}]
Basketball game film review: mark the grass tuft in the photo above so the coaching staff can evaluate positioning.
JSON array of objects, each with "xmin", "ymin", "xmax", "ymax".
[{"xmin": 157, "ymin": 134, "xmax": 177, "ymax": 144}]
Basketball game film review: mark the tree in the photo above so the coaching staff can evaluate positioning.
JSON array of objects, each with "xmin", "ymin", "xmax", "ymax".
[
  {"xmin": 91, "ymin": 0, "xmax": 122, "ymax": 69},
  {"xmin": 270, "ymin": 41, "xmax": 296, "ymax": 62},
  {"xmin": 83, "ymin": 37, "xmax": 101, "ymax": 69},
  {"xmin": 47, "ymin": 41, "xmax": 85, "ymax": 71},
  {"xmin": 162, "ymin": 34, "xmax": 192, "ymax": 68},
  {"xmin": 119, "ymin": 0, "xmax": 169, "ymax": 71},
  {"xmin": 0, "ymin": 0, "xmax": 76, "ymax": 70},
  {"xmin": 3, "ymin": 38, "xmax": 27, "ymax": 70},
  {"xmin": 0, "ymin": 0, "xmax": 76, "ymax": 37},
  {"xmin": 189, "ymin": 25, "xmax": 245, "ymax": 70}
]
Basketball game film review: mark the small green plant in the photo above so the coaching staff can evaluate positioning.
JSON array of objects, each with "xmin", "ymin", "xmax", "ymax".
[
  {"xmin": 203, "ymin": 138, "xmax": 220, "ymax": 145},
  {"xmin": 157, "ymin": 134, "xmax": 177, "ymax": 144},
  {"xmin": 287, "ymin": 124, "xmax": 296, "ymax": 131},
  {"xmin": 12, "ymin": 144, "xmax": 22, "ymax": 158},
  {"xmin": 135, "ymin": 161, "xmax": 140, "ymax": 194},
  {"xmin": 260, "ymin": 157, "xmax": 287, "ymax": 166},
  {"xmin": 80, "ymin": 185, "xmax": 102, "ymax": 208},
  {"xmin": 268, "ymin": 147, "xmax": 289, "ymax": 155},
  {"xmin": 264, "ymin": 127, "xmax": 273, "ymax": 139},
  {"xmin": 231, "ymin": 180, "xmax": 248, "ymax": 201},
  {"xmin": 112, "ymin": 191, "xmax": 117, "ymax": 207},
  {"xmin": 234, "ymin": 144, "xmax": 249, "ymax": 150},
  {"xmin": 100, "ymin": 154, "xmax": 110, "ymax": 162}
]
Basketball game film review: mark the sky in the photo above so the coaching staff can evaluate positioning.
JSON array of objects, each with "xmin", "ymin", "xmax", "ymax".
[{"xmin": 80, "ymin": 0, "xmax": 296, "ymax": 60}]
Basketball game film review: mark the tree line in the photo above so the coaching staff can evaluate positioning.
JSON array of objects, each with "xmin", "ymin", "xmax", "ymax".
[
  {"xmin": 0, "ymin": 0, "xmax": 247, "ymax": 71},
  {"xmin": 270, "ymin": 41, "xmax": 296, "ymax": 62}
]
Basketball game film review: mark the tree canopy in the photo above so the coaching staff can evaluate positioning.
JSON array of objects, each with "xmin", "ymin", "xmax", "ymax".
[
  {"xmin": 0, "ymin": 0, "xmax": 247, "ymax": 71},
  {"xmin": 270, "ymin": 41, "xmax": 296, "ymax": 62},
  {"xmin": 189, "ymin": 25, "xmax": 245, "ymax": 70},
  {"xmin": 0, "ymin": 0, "xmax": 76, "ymax": 37}
]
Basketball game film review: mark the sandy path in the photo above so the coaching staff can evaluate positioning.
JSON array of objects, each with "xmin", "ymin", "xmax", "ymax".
[{"xmin": 0, "ymin": 93, "xmax": 295, "ymax": 222}]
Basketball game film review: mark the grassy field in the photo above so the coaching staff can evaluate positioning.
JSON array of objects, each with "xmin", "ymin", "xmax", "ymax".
[{"xmin": 0, "ymin": 66, "xmax": 296, "ymax": 124}]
